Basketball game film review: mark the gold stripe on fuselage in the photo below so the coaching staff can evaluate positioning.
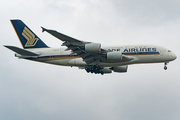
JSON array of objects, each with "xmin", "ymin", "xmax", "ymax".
[{"xmin": 32, "ymin": 56, "xmax": 80, "ymax": 62}]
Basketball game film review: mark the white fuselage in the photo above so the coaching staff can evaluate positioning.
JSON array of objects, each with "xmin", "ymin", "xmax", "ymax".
[{"xmin": 20, "ymin": 44, "xmax": 176, "ymax": 67}]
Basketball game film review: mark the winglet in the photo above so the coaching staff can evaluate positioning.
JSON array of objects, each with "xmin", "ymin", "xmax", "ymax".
[{"xmin": 41, "ymin": 27, "xmax": 47, "ymax": 33}]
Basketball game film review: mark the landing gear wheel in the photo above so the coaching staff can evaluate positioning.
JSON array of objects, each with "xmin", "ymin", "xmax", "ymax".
[
  {"xmin": 101, "ymin": 72, "xmax": 104, "ymax": 75},
  {"xmin": 164, "ymin": 62, "xmax": 168, "ymax": 70},
  {"xmin": 85, "ymin": 65, "xmax": 104, "ymax": 75}
]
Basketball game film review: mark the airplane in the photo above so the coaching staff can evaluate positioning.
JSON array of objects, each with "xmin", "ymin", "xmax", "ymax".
[{"xmin": 4, "ymin": 19, "xmax": 177, "ymax": 75}]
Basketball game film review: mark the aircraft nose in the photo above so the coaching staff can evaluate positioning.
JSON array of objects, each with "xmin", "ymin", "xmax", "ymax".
[{"xmin": 172, "ymin": 52, "xmax": 177, "ymax": 60}]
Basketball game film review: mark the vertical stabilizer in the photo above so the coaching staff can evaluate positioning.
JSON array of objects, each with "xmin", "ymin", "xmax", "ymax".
[{"xmin": 10, "ymin": 20, "xmax": 48, "ymax": 49}]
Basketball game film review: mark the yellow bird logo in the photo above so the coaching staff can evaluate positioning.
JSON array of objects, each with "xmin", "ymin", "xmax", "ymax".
[{"xmin": 22, "ymin": 27, "xmax": 39, "ymax": 47}]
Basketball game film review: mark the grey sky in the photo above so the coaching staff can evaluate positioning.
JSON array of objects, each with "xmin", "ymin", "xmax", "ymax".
[{"xmin": 0, "ymin": 0, "xmax": 180, "ymax": 120}]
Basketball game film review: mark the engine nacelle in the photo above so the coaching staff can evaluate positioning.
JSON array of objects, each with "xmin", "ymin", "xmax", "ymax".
[
  {"xmin": 106, "ymin": 51, "xmax": 122, "ymax": 61},
  {"xmin": 100, "ymin": 67, "xmax": 112, "ymax": 73},
  {"xmin": 85, "ymin": 43, "xmax": 101, "ymax": 53},
  {"xmin": 112, "ymin": 66, "xmax": 128, "ymax": 73}
]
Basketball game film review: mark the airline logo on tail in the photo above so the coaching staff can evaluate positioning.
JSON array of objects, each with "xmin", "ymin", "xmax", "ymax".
[{"xmin": 22, "ymin": 27, "xmax": 39, "ymax": 47}]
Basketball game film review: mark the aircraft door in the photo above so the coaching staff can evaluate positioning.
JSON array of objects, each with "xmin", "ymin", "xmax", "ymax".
[
  {"xmin": 160, "ymin": 50, "xmax": 164, "ymax": 56},
  {"xmin": 59, "ymin": 48, "xmax": 62, "ymax": 54},
  {"xmin": 135, "ymin": 47, "xmax": 139, "ymax": 55}
]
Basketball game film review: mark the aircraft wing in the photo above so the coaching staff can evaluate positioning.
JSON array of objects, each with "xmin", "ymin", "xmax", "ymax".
[
  {"xmin": 42, "ymin": 27, "xmax": 133, "ymax": 65},
  {"xmin": 41, "ymin": 27, "xmax": 82, "ymax": 43}
]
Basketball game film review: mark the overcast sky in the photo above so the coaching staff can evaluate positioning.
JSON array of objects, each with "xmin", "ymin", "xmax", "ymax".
[{"xmin": 0, "ymin": 0, "xmax": 180, "ymax": 120}]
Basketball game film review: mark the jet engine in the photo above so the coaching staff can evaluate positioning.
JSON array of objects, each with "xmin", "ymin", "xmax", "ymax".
[
  {"xmin": 85, "ymin": 43, "xmax": 101, "ymax": 53},
  {"xmin": 106, "ymin": 51, "xmax": 122, "ymax": 61},
  {"xmin": 100, "ymin": 67, "xmax": 112, "ymax": 74},
  {"xmin": 111, "ymin": 66, "xmax": 128, "ymax": 73}
]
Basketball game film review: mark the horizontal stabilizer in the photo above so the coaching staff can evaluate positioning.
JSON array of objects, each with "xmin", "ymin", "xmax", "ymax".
[{"xmin": 4, "ymin": 45, "xmax": 40, "ymax": 56}]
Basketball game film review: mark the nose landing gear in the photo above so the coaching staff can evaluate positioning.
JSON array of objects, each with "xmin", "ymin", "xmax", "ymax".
[{"xmin": 164, "ymin": 62, "xmax": 167, "ymax": 70}]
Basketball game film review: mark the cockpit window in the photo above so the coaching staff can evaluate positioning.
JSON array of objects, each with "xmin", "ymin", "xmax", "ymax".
[{"xmin": 168, "ymin": 50, "xmax": 171, "ymax": 52}]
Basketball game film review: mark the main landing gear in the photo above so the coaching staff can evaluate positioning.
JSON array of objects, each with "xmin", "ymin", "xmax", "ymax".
[
  {"xmin": 85, "ymin": 65, "xmax": 104, "ymax": 75},
  {"xmin": 164, "ymin": 62, "xmax": 167, "ymax": 70}
]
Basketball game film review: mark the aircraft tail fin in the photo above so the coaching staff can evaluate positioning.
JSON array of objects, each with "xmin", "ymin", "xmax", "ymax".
[{"xmin": 10, "ymin": 19, "xmax": 49, "ymax": 49}]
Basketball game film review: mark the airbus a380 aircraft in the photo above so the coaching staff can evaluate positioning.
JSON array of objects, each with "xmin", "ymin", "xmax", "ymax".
[{"xmin": 4, "ymin": 20, "xmax": 177, "ymax": 75}]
